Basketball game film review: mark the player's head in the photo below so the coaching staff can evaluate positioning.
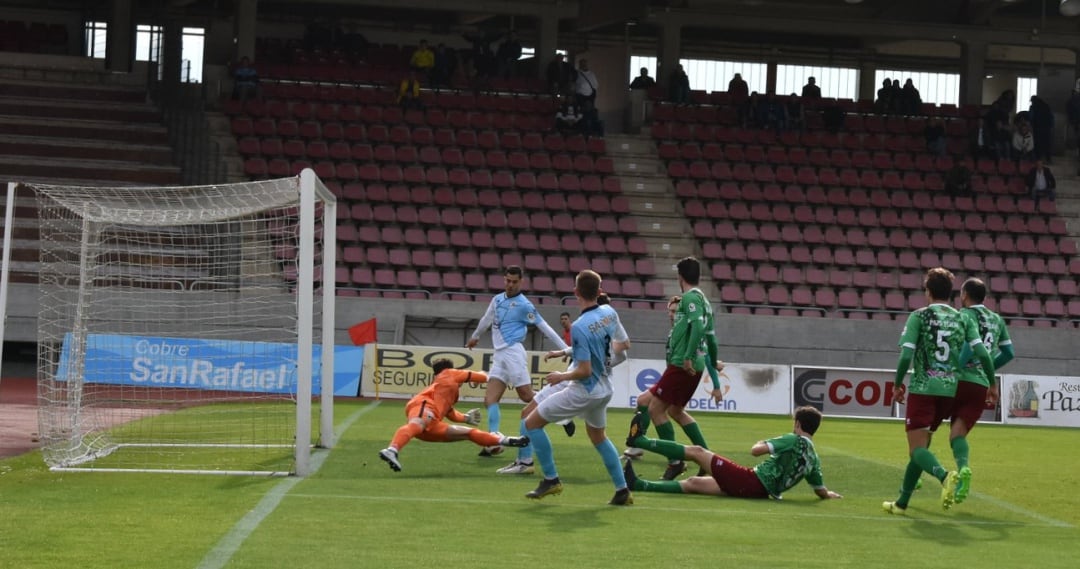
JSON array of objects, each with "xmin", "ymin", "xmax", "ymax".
[
  {"xmin": 923, "ymin": 267, "xmax": 954, "ymax": 302},
  {"xmin": 574, "ymin": 270, "xmax": 601, "ymax": 302},
  {"xmin": 431, "ymin": 358, "xmax": 454, "ymax": 375},
  {"xmin": 597, "ymin": 293, "xmax": 610, "ymax": 305},
  {"xmin": 667, "ymin": 295, "xmax": 681, "ymax": 324},
  {"xmin": 503, "ymin": 265, "xmax": 523, "ymax": 297},
  {"xmin": 794, "ymin": 406, "xmax": 823, "ymax": 435},
  {"xmin": 676, "ymin": 256, "xmax": 700, "ymax": 286},
  {"xmin": 961, "ymin": 277, "xmax": 987, "ymax": 307},
  {"xmin": 559, "ymin": 312, "xmax": 571, "ymax": 328}
]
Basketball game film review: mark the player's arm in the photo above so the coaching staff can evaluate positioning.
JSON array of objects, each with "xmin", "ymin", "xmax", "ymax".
[
  {"xmin": 609, "ymin": 314, "xmax": 631, "ymax": 367},
  {"xmin": 467, "ymin": 298, "xmax": 496, "ymax": 348},
  {"xmin": 893, "ymin": 312, "xmax": 920, "ymax": 403},
  {"xmin": 446, "ymin": 408, "xmax": 468, "ymax": 423},
  {"xmin": 448, "ymin": 369, "xmax": 488, "ymax": 385},
  {"xmin": 813, "ymin": 486, "xmax": 843, "ymax": 499},
  {"xmin": 675, "ymin": 296, "xmax": 706, "ymax": 369},
  {"xmin": 750, "ymin": 441, "xmax": 771, "ymax": 456},
  {"xmin": 545, "ymin": 326, "xmax": 590, "ymax": 384},
  {"xmin": 533, "ymin": 312, "xmax": 569, "ymax": 350},
  {"xmin": 971, "ymin": 340, "xmax": 995, "ymax": 385},
  {"xmin": 704, "ymin": 358, "xmax": 723, "ymax": 401}
]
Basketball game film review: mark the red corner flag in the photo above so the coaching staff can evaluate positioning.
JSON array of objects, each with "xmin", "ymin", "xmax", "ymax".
[{"xmin": 348, "ymin": 318, "xmax": 378, "ymax": 346}]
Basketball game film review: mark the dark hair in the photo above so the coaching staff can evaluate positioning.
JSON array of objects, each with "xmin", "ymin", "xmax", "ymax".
[
  {"xmin": 676, "ymin": 256, "xmax": 700, "ymax": 285},
  {"xmin": 432, "ymin": 358, "xmax": 454, "ymax": 375},
  {"xmin": 504, "ymin": 265, "xmax": 523, "ymax": 278},
  {"xmin": 794, "ymin": 406, "xmax": 823, "ymax": 435},
  {"xmin": 560, "ymin": 311, "xmax": 571, "ymax": 318},
  {"xmin": 597, "ymin": 293, "xmax": 610, "ymax": 305},
  {"xmin": 962, "ymin": 277, "xmax": 987, "ymax": 303},
  {"xmin": 924, "ymin": 267, "xmax": 954, "ymax": 301},
  {"xmin": 575, "ymin": 270, "xmax": 601, "ymax": 301}
]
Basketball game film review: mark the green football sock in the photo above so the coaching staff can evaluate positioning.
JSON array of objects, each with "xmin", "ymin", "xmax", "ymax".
[
  {"xmin": 635, "ymin": 404, "xmax": 651, "ymax": 437},
  {"xmin": 912, "ymin": 447, "xmax": 947, "ymax": 482},
  {"xmin": 656, "ymin": 421, "xmax": 676, "ymax": 442},
  {"xmin": 896, "ymin": 460, "xmax": 922, "ymax": 509},
  {"xmin": 950, "ymin": 436, "xmax": 970, "ymax": 470},
  {"xmin": 636, "ymin": 437, "xmax": 687, "ymax": 461},
  {"xmin": 681, "ymin": 421, "xmax": 709, "ymax": 448},
  {"xmin": 639, "ymin": 479, "xmax": 684, "ymax": 493}
]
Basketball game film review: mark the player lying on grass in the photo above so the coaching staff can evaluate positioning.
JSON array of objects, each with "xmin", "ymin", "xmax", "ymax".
[
  {"xmin": 624, "ymin": 405, "xmax": 842, "ymax": 501},
  {"xmin": 379, "ymin": 358, "xmax": 529, "ymax": 472}
]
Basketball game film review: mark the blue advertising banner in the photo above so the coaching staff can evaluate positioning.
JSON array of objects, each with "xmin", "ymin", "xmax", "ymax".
[{"xmin": 57, "ymin": 333, "xmax": 363, "ymax": 396}]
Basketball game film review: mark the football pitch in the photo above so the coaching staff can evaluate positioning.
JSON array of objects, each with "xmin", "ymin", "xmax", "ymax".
[{"xmin": 1, "ymin": 400, "xmax": 1076, "ymax": 569}]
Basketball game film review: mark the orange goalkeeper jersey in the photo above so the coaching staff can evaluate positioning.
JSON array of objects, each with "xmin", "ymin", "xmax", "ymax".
[{"xmin": 411, "ymin": 369, "xmax": 488, "ymax": 418}]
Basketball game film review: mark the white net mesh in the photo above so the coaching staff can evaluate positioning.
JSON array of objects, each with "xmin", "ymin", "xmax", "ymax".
[{"xmin": 27, "ymin": 173, "xmax": 335, "ymax": 475}]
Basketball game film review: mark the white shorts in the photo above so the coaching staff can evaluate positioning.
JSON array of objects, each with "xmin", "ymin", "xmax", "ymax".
[
  {"xmin": 537, "ymin": 382, "xmax": 613, "ymax": 429},
  {"xmin": 488, "ymin": 344, "xmax": 532, "ymax": 389},
  {"xmin": 533, "ymin": 380, "xmax": 571, "ymax": 405}
]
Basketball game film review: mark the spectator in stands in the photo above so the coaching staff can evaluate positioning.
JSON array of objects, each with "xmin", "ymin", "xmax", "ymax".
[
  {"xmin": 875, "ymin": 78, "xmax": 893, "ymax": 114},
  {"xmin": 728, "ymin": 73, "xmax": 749, "ymax": 102},
  {"xmin": 397, "ymin": 71, "xmax": 424, "ymax": 111},
  {"xmin": 889, "ymin": 79, "xmax": 903, "ymax": 113},
  {"xmin": 1012, "ymin": 118, "xmax": 1035, "ymax": 161},
  {"xmin": 464, "ymin": 31, "xmax": 497, "ymax": 79},
  {"xmin": 982, "ymin": 100, "xmax": 1011, "ymax": 160},
  {"xmin": 496, "ymin": 31, "xmax": 522, "ymax": 78},
  {"xmin": 430, "ymin": 43, "xmax": 456, "ymax": 93},
  {"xmin": 1028, "ymin": 95, "xmax": 1054, "ymax": 163},
  {"xmin": 924, "ymin": 118, "xmax": 947, "ymax": 157},
  {"xmin": 575, "ymin": 58, "xmax": 599, "ymax": 111},
  {"xmin": 668, "ymin": 63, "xmax": 691, "ymax": 105},
  {"xmin": 410, "ymin": 40, "xmax": 435, "ymax": 76},
  {"xmin": 231, "ymin": 56, "xmax": 260, "ymax": 102},
  {"xmin": 1067, "ymin": 86, "xmax": 1080, "ymax": 148},
  {"xmin": 801, "ymin": 77, "xmax": 821, "ymax": 100},
  {"xmin": 555, "ymin": 99, "xmax": 583, "ymax": 134},
  {"xmin": 629, "ymin": 67, "xmax": 655, "ymax": 90},
  {"xmin": 786, "ymin": 94, "xmax": 804, "ymax": 130},
  {"xmin": 1026, "ymin": 160, "xmax": 1056, "ymax": 204},
  {"xmin": 901, "ymin": 79, "xmax": 922, "ymax": 115},
  {"xmin": 945, "ymin": 163, "xmax": 973, "ymax": 196},
  {"xmin": 547, "ymin": 53, "xmax": 575, "ymax": 96},
  {"xmin": 341, "ymin": 24, "xmax": 369, "ymax": 58}
]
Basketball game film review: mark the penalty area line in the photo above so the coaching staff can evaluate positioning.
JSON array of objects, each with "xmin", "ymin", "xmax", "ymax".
[
  {"xmin": 286, "ymin": 492, "xmax": 1060, "ymax": 529},
  {"xmin": 818, "ymin": 444, "xmax": 1073, "ymax": 529},
  {"xmin": 195, "ymin": 401, "xmax": 381, "ymax": 569}
]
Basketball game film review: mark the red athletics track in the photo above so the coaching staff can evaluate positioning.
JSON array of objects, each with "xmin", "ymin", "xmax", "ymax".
[{"xmin": 0, "ymin": 377, "xmax": 39, "ymax": 458}]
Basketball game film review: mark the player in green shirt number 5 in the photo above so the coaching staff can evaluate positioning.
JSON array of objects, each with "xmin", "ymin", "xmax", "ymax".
[{"xmin": 884, "ymin": 268, "xmax": 994, "ymax": 515}]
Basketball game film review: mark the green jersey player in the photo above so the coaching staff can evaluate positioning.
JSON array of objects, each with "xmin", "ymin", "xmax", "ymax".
[
  {"xmin": 947, "ymin": 278, "xmax": 1014, "ymax": 503},
  {"xmin": 884, "ymin": 268, "xmax": 994, "ymax": 515},
  {"xmin": 623, "ymin": 406, "xmax": 842, "ymax": 501}
]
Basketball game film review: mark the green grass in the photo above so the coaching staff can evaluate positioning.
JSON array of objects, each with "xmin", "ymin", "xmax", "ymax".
[{"xmin": 2, "ymin": 400, "xmax": 1078, "ymax": 569}]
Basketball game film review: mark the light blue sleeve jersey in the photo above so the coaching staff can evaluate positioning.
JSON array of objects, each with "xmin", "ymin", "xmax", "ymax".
[
  {"xmin": 570, "ymin": 304, "xmax": 620, "ymax": 393},
  {"xmin": 490, "ymin": 293, "xmax": 542, "ymax": 349}
]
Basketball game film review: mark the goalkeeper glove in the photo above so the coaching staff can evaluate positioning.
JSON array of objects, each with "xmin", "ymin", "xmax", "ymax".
[{"xmin": 465, "ymin": 408, "xmax": 482, "ymax": 426}]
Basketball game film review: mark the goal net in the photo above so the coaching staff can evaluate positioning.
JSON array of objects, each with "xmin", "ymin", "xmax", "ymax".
[{"xmin": 25, "ymin": 169, "xmax": 336, "ymax": 476}]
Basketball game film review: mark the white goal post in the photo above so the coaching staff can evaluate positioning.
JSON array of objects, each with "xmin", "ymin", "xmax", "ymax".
[{"xmin": 25, "ymin": 169, "xmax": 336, "ymax": 476}]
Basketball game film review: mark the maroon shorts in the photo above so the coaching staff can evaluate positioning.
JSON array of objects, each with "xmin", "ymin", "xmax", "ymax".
[
  {"xmin": 648, "ymin": 364, "xmax": 702, "ymax": 407},
  {"xmin": 709, "ymin": 454, "xmax": 769, "ymax": 499},
  {"xmin": 950, "ymin": 381, "xmax": 989, "ymax": 431},
  {"xmin": 905, "ymin": 393, "xmax": 953, "ymax": 432}
]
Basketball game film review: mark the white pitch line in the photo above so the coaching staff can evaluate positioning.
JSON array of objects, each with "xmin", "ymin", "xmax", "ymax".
[
  {"xmin": 196, "ymin": 402, "xmax": 381, "ymax": 569},
  {"xmin": 818, "ymin": 444, "xmax": 1074, "ymax": 529},
  {"xmin": 286, "ymin": 492, "xmax": 1064, "ymax": 529}
]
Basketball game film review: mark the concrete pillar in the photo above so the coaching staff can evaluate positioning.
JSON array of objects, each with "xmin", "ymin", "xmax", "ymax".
[
  {"xmin": 657, "ymin": 19, "xmax": 681, "ymax": 87},
  {"xmin": 535, "ymin": 14, "xmax": 558, "ymax": 79},
  {"xmin": 960, "ymin": 40, "xmax": 987, "ymax": 106},
  {"xmin": 106, "ymin": 0, "xmax": 134, "ymax": 72},
  {"xmin": 162, "ymin": 23, "xmax": 183, "ymax": 85},
  {"xmin": 858, "ymin": 60, "xmax": 877, "ymax": 102},
  {"xmin": 236, "ymin": 0, "xmax": 258, "ymax": 62}
]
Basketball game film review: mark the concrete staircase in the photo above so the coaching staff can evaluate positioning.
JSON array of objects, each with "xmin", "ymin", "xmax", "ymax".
[{"xmin": 606, "ymin": 133, "xmax": 713, "ymax": 300}]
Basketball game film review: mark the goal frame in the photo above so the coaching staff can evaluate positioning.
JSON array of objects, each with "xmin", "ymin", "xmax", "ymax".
[{"xmin": 25, "ymin": 168, "xmax": 337, "ymax": 476}]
